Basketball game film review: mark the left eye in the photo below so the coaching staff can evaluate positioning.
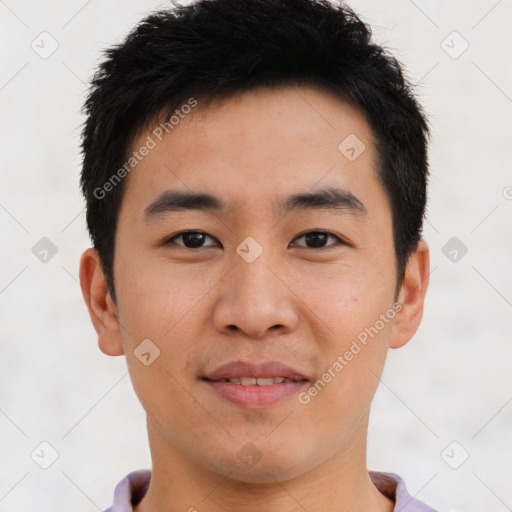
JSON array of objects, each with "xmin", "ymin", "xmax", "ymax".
[
  {"xmin": 291, "ymin": 231, "xmax": 343, "ymax": 249},
  {"xmin": 164, "ymin": 230, "xmax": 343, "ymax": 250}
]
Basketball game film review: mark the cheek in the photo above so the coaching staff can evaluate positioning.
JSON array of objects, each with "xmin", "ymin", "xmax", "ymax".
[
  {"xmin": 293, "ymin": 258, "xmax": 396, "ymax": 407},
  {"xmin": 299, "ymin": 320, "xmax": 393, "ymax": 439},
  {"xmin": 114, "ymin": 250, "xmax": 215, "ymax": 341},
  {"xmin": 291, "ymin": 256, "xmax": 396, "ymax": 336}
]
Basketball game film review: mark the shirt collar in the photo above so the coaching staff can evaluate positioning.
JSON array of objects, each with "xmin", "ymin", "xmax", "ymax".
[{"xmin": 104, "ymin": 469, "xmax": 437, "ymax": 512}]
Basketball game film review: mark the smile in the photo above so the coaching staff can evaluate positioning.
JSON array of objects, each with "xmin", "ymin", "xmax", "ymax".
[{"xmin": 215, "ymin": 377, "xmax": 304, "ymax": 385}]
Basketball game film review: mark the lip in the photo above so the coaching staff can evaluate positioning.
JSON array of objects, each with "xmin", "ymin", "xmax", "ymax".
[
  {"xmin": 202, "ymin": 360, "xmax": 310, "ymax": 408},
  {"xmin": 203, "ymin": 360, "xmax": 310, "ymax": 381}
]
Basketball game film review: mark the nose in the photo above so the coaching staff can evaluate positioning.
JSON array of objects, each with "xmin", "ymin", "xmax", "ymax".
[{"xmin": 212, "ymin": 249, "xmax": 300, "ymax": 339}]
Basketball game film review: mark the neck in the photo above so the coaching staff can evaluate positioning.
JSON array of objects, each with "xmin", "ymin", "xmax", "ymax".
[{"xmin": 135, "ymin": 416, "xmax": 394, "ymax": 512}]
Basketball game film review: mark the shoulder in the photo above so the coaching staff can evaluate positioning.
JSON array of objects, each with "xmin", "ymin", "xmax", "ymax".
[
  {"xmin": 369, "ymin": 471, "xmax": 439, "ymax": 512},
  {"xmin": 103, "ymin": 469, "xmax": 151, "ymax": 512}
]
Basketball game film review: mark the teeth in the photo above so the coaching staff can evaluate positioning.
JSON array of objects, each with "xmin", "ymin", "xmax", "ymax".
[
  {"xmin": 254, "ymin": 377, "xmax": 274, "ymax": 386},
  {"xmin": 225, "ymin": 376, "xmax": 292, "ymax": 386}
]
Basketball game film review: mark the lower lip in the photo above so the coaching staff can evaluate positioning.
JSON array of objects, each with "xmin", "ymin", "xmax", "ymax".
[{"xmin": 204, "ymin": 380, "xmax": 308, "ymax": 408}]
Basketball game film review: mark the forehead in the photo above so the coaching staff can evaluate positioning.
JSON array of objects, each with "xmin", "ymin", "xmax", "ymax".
[{"xmin": 121, "ymin": 85, "xmax": 383, "ymax": 219}]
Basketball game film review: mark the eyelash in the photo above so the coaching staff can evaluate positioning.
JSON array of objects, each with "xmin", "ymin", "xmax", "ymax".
[{"xmin": 162, "ymin": 230, "xmax": 347, "ymax": 250}]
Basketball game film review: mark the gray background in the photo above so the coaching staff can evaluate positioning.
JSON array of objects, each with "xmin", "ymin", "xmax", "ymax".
[{"xmin": 1, "ymin": 0, "xmax": 511, "ymax": 510}]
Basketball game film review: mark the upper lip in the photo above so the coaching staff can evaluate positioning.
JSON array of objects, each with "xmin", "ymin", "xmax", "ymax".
[{"xmin": 203, "ymin": 360, "xmax": 310, "ymax": 381}]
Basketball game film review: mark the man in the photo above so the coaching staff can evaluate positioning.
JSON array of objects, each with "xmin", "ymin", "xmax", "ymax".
[{"xmin": 79, "ymin": 0, "xmax": 434, "ymax": 510}]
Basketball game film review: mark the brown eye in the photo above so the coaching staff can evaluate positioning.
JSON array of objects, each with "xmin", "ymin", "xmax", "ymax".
[
  {"xmin": 291, "ymin": 231, "xmax": 343, "ymax": 249},
  {"xmin": 165, "ymin": 231, "xmax": 218, "ymax": 249}
]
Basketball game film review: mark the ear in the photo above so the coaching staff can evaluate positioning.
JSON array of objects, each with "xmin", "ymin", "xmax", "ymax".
[
  {"xmin": 389, "ymin": 239, "xmax": 430, "ymax": 349},
  {"xmin": 79, "ymin": 248, "xmax": 124, "ymax": 356}
]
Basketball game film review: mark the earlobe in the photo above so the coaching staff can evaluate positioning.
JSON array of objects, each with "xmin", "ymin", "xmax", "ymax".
[
  {"xmin": 389, "ymin": 239, "xmax": 430, "ymax": 349},
  {"xmin": 79, "ymin": 248, "xmax": 125, "ymax": 356}
]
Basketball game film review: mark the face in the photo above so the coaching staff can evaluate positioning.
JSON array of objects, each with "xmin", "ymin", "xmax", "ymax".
[{"xmin": 81, "ymin": 85, "xmax": 429, "ymax": 484}]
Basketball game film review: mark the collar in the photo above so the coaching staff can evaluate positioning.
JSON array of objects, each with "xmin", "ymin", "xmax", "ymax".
[{"xmin": 103, "ymin": 469, "xmax": 437, "ymax": 512}]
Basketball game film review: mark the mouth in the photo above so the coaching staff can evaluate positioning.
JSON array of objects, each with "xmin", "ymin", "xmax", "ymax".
[
  {"xmin": 212, "ymin": 376, "xmax": 306, "ymax": 385},
  {"xmin": 202, "ymin": 360, "xmax": 310, "ymax": 408}
]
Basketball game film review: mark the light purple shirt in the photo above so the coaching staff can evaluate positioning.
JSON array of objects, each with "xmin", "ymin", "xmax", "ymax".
[{"xmin": 103, "ymin": 469, "xmax": 438, "ymax": 511}]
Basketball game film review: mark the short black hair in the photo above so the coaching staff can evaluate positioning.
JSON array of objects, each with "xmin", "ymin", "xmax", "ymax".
[{"xmin": 80, "ymin": 0, "xmax": 429, "ymax": 302}]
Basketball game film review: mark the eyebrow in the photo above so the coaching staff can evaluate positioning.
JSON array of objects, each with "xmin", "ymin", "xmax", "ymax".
[{"xmin": 143, "ymin": 186, "xmax": 367, "ymax": 221}]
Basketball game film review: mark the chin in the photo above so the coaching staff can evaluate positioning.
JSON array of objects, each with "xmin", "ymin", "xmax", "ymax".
[
  {"xmin": 222, "ymin": 463, "xmax": 305, "ymax": 485},
  {"xmin": 202, "ymin": 444, "xmax": 314, "ymax": 485}
]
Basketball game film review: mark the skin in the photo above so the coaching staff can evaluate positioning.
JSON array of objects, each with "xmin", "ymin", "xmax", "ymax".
[{"xmin": 80, "ymin": 85, "xmax": 429, "ymax": 512}]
